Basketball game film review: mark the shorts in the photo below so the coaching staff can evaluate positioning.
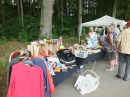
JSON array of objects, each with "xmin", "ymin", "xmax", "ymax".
[{"xmin": 107, "ymin": 52, "xmax": 115, "ymax": 62}]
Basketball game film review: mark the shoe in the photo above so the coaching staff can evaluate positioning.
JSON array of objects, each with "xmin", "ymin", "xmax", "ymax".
[
  {"xmin": 115, "ymin": 63, "xmax": 118, "ymax": 66},
  {"xmin": 123, "ymin": 78, "xmax": 129, "ymax": 81},
  {"xmin": 116, "ymin": 75, "xmax": 123, "ymax": 78},
  {"xmin": 105, "ymin": 68, "xmax": 113, "ymax": 71},
  {"xmin": 106, "ymin": 67, "xmax": 114, "ymax": 70}
]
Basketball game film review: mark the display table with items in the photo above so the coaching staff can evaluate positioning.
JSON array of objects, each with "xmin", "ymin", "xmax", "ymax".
[{"xmin": 52, "ymin": 49, "xmax": 105, "ymax": 87}]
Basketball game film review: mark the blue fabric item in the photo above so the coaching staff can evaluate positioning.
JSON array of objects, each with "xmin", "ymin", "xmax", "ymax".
[
  {"xmin": 111, "ymin": 32, "xmax": 117, "ymax": 37},
  {"xmin": 100, "ymin": 29, "xmax": 104, "ymax": 36},
  {"xmin": 32, "ymin": 58, "xmax": 50, "ymax": 97},
  {"xmin": 23, "ymin": 59, "xmax": 35, "ymax": 66}
]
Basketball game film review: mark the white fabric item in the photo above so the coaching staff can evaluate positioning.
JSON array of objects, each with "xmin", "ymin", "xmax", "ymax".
[
  {"xmin": 115, "ymin": 27, "xmax": 120, "ymax": 35},
  {"xmin": 82, "ymin": 15, "xmax": 126, "ymax": 27}
]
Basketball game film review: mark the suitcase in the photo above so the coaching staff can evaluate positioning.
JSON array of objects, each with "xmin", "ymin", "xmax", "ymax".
[{"xmin": 56, "ymin": 49, "xmax": 76, "ymax": 66}]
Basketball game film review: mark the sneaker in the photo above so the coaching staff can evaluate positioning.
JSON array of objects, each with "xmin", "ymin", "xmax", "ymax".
[
  {"xmin": 115, "ymin": 63, "xmax": 118, "ymax": 66},
  {"xmin": 105, "ymin": 68, "xmax": 113, "ymax": 71},
  {"xmin": 106, "ymin": 67, "xmax": 114, "ymax": 70}
]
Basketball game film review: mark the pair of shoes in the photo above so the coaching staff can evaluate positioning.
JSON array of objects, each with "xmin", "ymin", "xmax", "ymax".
[
  {"xmin": 116, "ymin": 75, "xmax": 123, "ymax": 78},
  {"xmin": 105, "ymin": 68, "xmax": 113, "ymax": 71}
]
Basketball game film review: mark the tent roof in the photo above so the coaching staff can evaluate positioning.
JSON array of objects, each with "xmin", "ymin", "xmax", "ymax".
[{"xmin": 82, "ymin": 15, "xmax": 126, "ymax": 27}]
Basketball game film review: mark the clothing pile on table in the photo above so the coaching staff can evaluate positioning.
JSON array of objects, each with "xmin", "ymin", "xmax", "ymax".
[{"xmin": 7, "ymin": 50, "xmax": 56, "ymax": 97}]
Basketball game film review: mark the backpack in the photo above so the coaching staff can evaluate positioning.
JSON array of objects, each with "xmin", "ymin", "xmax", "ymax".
[{"xmin": 56, "ymin": 49, "xmax": 76, "ymax": 66}]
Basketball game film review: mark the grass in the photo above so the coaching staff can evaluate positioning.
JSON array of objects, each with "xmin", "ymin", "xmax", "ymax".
[
  {"xmin": 0, "ymin": 40, "xmax": 32, "ymax": 97},
  {"xmin": 0, "ymin": 37, "xmax": 79, "ymax": 97}
]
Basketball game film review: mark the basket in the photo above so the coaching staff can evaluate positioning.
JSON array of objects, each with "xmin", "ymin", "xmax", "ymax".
[
  {"xmin": 74, "ymin": 50, "xmax": 89, "ymax": 58},
  {"xmin": 74, "ymin": 70, "xmax": 100, "ymax": 95}
]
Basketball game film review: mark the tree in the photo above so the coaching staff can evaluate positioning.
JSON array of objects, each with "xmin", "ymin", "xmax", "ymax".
[
  {"xmin": 40, "ymin": 0, "xmax": 55, "ymax": 38},
  {"xmin": 20, "ymin": 0, "xmax": 24, "ymax": 30},
  {"xmin": 0, "ymin": 0, "xmax": 5, "ymax": 27},
  {"xmin": 112, "ymin": 0, "xmax": 117, "ymax": 17},
  {"xmin": 16, "ymin": 0, "xmax": 21, "ymax": 25},
  {"xmin": 78, "ymin": 0, "xmax": 82, "ymax": 41},
  {"xmin": 123, "ymin": 0, "xmax": 129, "ymax": 20},
  {"xmin": 60, "ymin": 0, "xmax": 63, "ymax": 28}
]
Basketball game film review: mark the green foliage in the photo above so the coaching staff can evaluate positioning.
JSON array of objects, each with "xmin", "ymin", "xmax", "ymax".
[
  {"xmin": 18, "ymin": 22, "xmax": 39, "ymax": 42},
  {"xmin": 1, "ymin": 0, "xmax": 130, "ymax": 42},
  {"xmin": 82, "ymin": 27, "xmax": 89, "ymax": 36},
  {"xmin": 0, "ymin": 36, "xmax": 7, "ymax": 45},
  {"xmin": 25, "ymin": 23, "xmax": 39, "ymax": 41},
  {"xmin": 0, "ymin": 25, "xmax": 5, "ymax": 37},
  {"xmin": 0, "ymin": 25, "xmax": 7, "ymax": 44},
  {"xmin": 18, "ymin": 31, "xmax": 28, "ymax": 42}
]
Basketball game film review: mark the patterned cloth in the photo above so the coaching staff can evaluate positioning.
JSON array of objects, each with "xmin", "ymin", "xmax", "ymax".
[{"xmin": 117, "ymin": 27, "xmax": 130, "ymax": 54}]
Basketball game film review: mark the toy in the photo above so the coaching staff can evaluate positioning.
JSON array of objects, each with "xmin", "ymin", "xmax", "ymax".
[{"xmin": 59, "ymin": 45, "xmax": 65, "ymax": 50}]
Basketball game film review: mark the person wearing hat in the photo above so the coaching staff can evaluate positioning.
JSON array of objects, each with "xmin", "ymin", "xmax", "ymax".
[
  {"xmin": 115, "ymin": 20, "xmax": 130, "ymax": 81},
  {"xmin": 111, "ymin": 22, "xmax": 120, "ymax": 35}
]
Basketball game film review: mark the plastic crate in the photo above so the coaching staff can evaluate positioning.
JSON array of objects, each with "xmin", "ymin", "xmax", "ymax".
[{"xmin": 74, "ymin": 50, "xmax": 89, "ymax": 58}]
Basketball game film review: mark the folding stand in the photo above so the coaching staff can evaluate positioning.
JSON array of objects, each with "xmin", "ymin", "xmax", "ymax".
[{"xmin": 80, "ymin": 61, "xmax": 96, "ymax": 75}]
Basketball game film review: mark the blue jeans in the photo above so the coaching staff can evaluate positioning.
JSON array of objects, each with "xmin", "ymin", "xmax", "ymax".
[{"xmin": 118, "ymin": 53, "xmax": 130, "ymax": 80}]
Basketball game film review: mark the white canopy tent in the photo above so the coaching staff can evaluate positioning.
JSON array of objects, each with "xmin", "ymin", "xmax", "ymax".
[{"xmin": 79, "ymin": 15, "xmax": 127, "ymax": 41}]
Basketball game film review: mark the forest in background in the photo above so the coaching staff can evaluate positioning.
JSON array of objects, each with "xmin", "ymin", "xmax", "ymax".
[{"xmin": 0, "ymin": 0, "xmax": 130, "ymax": 43}]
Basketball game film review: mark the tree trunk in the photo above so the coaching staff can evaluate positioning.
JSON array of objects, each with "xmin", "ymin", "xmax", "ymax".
[
  {"xmin": 20, "ymin": 0, "xmax": 24, "ymax": 30},
  {"xmin": 112, "ymin": 0, "xmax": 117, "ymax": 18},
  {"xmin": 78, "ymin": 0, "xmax": 82, "ymax": 37},
  {"xmin": 60, "ymin": 0, "xmax": 63, "ymax": 28},
  {"xmin": 56, "ymin": 0, "xmax": 59, "ymax": 19},
  {"xmin": 123, "ymin": 1, "xmax": 128, "ymax": 20},
  {"xmin": 0, "ymin": 0, "xmax": 5, "ymax": 27},
  {"xmin": 40, "ymin": 0, "xmax": 55, "ymax": 38},
  {"xmin": 17, "ymin": 0, "xmax": 21, "ymax": 25}
]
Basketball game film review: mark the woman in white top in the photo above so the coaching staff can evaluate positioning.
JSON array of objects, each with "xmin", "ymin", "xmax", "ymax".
[{"xmin": 88, "ymin": 27, "xmax": 97, "ymax": 39}]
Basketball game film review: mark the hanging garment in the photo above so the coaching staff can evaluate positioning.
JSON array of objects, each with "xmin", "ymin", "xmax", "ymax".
[
  {"xmin": 7, "ymin": 53, "xmax": 20, "ymax": 87},
  {"xmin": 32, "ymin": 58, "xmax": 51, "ymax": 97},
  {"xmin": 46, "ymin": 66, "xmax": 56, "ymax": 94},
  {"xmin": 7, "ymin": 62, "xmax": 44, "ymax": 97}
]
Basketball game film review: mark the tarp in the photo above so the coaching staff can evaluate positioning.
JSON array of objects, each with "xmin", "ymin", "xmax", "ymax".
[
  {"xmin": 78, "ymin": 15, "xmax": 127, "ymax": 41},
  {"xmin": 82, "ymin": 15, "xmax": 126, "ymax": 27}
]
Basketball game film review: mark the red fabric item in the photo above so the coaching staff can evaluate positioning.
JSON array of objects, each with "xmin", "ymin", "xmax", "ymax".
[
  {"xmin": 7, "ymin": 62, "xmax": 44, "ymax": 97},
  {"xmin": 127, "ymin": 21, "xmax": 130, "ymax": 25},
  {"xmin": 46, "ymin": 66, "xmax": 56, "ymax": 94},
  {"xmin": 39, "ymin": 52, "xmax": 46, "ymax": 57},
  {"xmin": 11, "ymin": 51, "xmax": 19, "ymax": 59}
]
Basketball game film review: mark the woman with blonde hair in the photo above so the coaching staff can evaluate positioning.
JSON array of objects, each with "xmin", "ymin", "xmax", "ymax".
[{"xmin": 88, "ymin": 27, "xmax": 97, "ymax": 39}]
